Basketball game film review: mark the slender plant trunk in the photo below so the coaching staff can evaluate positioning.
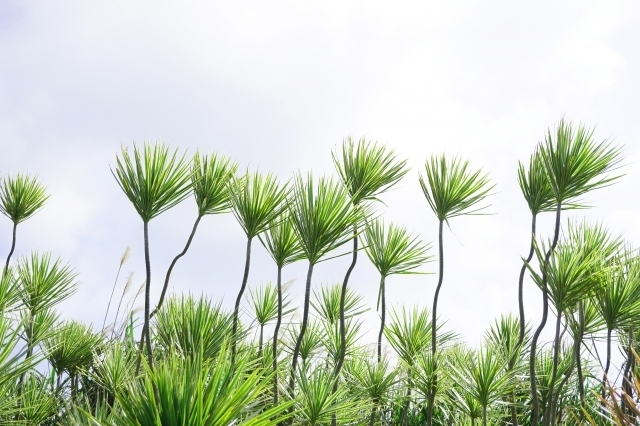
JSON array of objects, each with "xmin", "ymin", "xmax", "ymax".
[
  {"xmin": 331, "ymin": 230, "xmax": 358, "ymax": 426},
  {"xmin": 483, "ymin": 406, "xmax": 488, "ymax": 426},
  {"xmin": 400, "ymin": 371, "xmax": 413, "ymax": 426},
  {"xmin": 575, "ymin": 303, "xmax": 586, "ymax": 420},
  {"xmin": 517, "ymin": 214, "xmax": 537, "ymax": 349},
  {"xmin": 369, "ymin": 406, "xmax": 376, "ymax": 426},
  {"xmin": 576, "ymin": 342, "xmax": 585, "ymax": 414},
  {"xmin": 510, "ymin": 214, "xmax": 535, "ymax": 426},
  {"xmin": 530, "ymin": 201, "xmax": 562, "ymax": 425},
  {"xmin": 142, "ymin": 221, "xmax": 153, "ymax": 369},
  {"xmin": 258, "ymin": 324, "xmax": 264, "ymax": 358},
  {"xmin": 3, "ymin": 222, "xmax": 16, "ymax": 276},
  {"xmin": 427, "ymin": 219, "xmax": 444, "ymax": 426},
  {"xmin": 289, "ymin": 262, "xmax": 315, "ymax": 397},
  {"xmin": 273, "ymin": 264, "xmax": 283, "ymax": 405},
  {"xmin": 335, "ymin": 233, "xmax": 358, "ymax": 373},
  {"xmin": 601, "ymin": 327, "xmax": 613, "ymax": 403},
  {"xmin": 151, "ymin": 214, "xmax": 202, "ymax": 318},
  {"xmin": 232, "ymin": 236, "xmax": 253, "ymax": 366},
  {"xmin": 551, "ymin": 328, "xmax": 578, "ymax": 426},
  {"xmin": 377, "ymin": 275, "xmax": 386, "ymax": 363},
  {"xmin": 544, "ymin": 310, "xmax": 563, "ymax": 426},
  {"xmin": 622, "ymin": 327, "xmax": 634, "ymax": 419}
]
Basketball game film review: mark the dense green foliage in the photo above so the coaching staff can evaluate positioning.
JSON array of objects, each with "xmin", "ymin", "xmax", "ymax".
[{"xmin": 1, "ymin": 121, "xmax": 639, "ymax": 425}]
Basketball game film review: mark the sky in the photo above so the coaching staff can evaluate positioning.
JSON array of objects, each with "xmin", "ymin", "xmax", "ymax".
[{"xmin": 1, "ymin": 0, "xmax": 640, "ymax": 368}]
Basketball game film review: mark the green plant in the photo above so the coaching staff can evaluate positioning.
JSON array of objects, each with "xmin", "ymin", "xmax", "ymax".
[
  {"xmin": 362, "ymin": 219, "xmax": 432, "ymax": 362},
  {"xmin": 153, "ymin": 294, "xmax": 234, "ymax": 361},
  {"xmin": 258, "ymin": 213, "xmax": 303, "ymax": 405},
  {"xmin": 0, "ymin": 173, "xmax": 49, "ymax": 274},
  {"xmin": 332, "ymin": 136, "xmax": 409, "ymax": 403},
  {"xmin": 112, "ymin": 142, "xmax": 192, "ymax": 368},
  {"xmin": 152, "ymin": 151, "xmax": 238, "ymax": 318},
  {"xmin": 114, "ymin": 344, "xmax": 294, "ymax": 426},
  {"xmin": 419, "ymin": 153, "xmax": 493, "ymax": 426},
  {"xmin": 44, "ymin": 320, "xmax": 102, "ymax": 398},
  {"xmin": 228, "ymin": 170, "xmax": 288, "ymax": 365},
  {"xmin": 286, "ymin": 173, "xmax": 362, "ymax": 397},
  {"xmin": 529, "ymin": 119, "xmax": 623, "ymax": 425}
]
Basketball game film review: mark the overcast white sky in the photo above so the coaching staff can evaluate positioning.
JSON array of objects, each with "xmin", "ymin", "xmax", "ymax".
[{"xmin": 2, "ymin": 1, "xmax": 640, "ymax": 361}]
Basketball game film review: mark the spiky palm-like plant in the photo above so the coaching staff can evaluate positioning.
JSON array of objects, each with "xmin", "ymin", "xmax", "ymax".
[
  {"xmin": 528, "ymin": 119, "xmax": 623, "ymax": 425},
  {"xmin": 350, "ymin": 355, "xmax": 398, "ymax": 426},
  {"xmin": 228, "ymin": 170, "xmax": 288, "ymax": 365},
  {"xmin": 594, "ymin": 252, "xmax": 640, "ymax": 401},
  {"xmin": 153, "ymin": 295, "xmax": 234, "ymax": 361},
  {"xmin": 528, "ymin": 221, "xmax": 621, "ymax": 425},
  {"xmin": 332, "ymin": 137, "xmax": 409, "ymax": 396},
  {"xmin": 0, "ymin": 174, "xmax": 49, "ymax": 274},
  {"xmin": 114, "ymin": 344, "xmax": 294, "ymax": 426},
  {"xmin": 152, "ymin": 151, "xmax": 238, "ymax": 318},
  {"xmin": 284, "ymin": 320, "xmax": 323, "ymax": 368},
  {"xmin": 419, "ymin": 153, "xmax": 493, "ymax": 426},
  {"xmin": 451, "ymin": 346, "xmax": 511, "ymax": 426},
  {"xmin": 294, "ymin": 365, "xmax": 360, "ymax": 426},
  {"xmin": 249, "ymin": 282, "xmax": 293, "ymax": 358},
  {"xmin": 17, "ymin": 253, "xmax": 78, "ymax": 364},
  {"xmin": 287, "ymin": 173, "xmax": 361, "ymax": 397},
  {"xmin": 44, "ymin": 321, "xmax": 102, "ymax": 398},
  {"xmin": 311, "ymin": 283, "xmax": 367, "ymax": 369},
  {"xmin": 258, "ymin": 214, "xmax": 303, "ymax": 404},
  {"xmin": 0, "ymin": 266, "xmax": 20, "ymax": 313},
  {"xmin": 310, "ymin": 283, "xmax": 367, "ymax": 327},
  {"xmin": 516, "ymin": 149, "xmax": 556, "ymax": 349},
  {"xmin": 112, "ymin": 142, "xmax": 192, "ymax": 368},
  {"xmin": 385, "ymin": 306, "xmax": 455, "ymax": 426},
  {"xmin": 362, "ymin": 219, "xmax": 432, "ymax": 362}
]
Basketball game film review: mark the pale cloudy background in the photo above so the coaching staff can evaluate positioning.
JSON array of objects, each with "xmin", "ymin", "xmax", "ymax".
[{"xmin": 1, "ymin": 1, "xmax": 640, "ymax": 364}]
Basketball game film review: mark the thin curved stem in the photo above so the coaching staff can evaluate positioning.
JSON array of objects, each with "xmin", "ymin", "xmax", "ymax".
[
  {"xmin": 289, "ymin": 262, "xmax": 315, "ymax": 399},
  {"xmin": 544, "ymin": 310, "xmax": 563, "ymax": 425},
  {"xmin": 151, "ymin": 214, "xmax": 202, "ymax": 318},
  {"xmin": 530, "ymin": 201, "xmax": 562, "ymax": 425},
  {"xmin": 518, "ymin": 214, "xmax": 537, "ymax": 347},
  {"xmin": 602, "ymin": 327, "xmax": 613, "ymax": 403},
  {"xmin": 427, "ymin": 219, "xmax": 444, "ymax": 426},
  {"xmin": 330, "ymin": 230, "xmax": 358, "ymax": 426},
  {"xmin": 273, "ymin": 265, "xmax": 283, "ymax": 405},
  {"xmin": 142, "ymin": 220, "xmax": 153, "ymax": 369},
  {"xmin": 3, "ymin": 222, "xmax": 16, "ymax": 276},
  {"xmin": 334, "ymin": 233, "xmax": 358, "ymax": 368},
  {"xmin": 377, "ymin": 275, "xmax": 386, "ymax": 363},
  {"xmin": 232, "ymin": 236, "xmax": 253, "ymax": 366},
  {"xmin": 551, "ymin": 325, "xmax": 579, "ymax": 425}
]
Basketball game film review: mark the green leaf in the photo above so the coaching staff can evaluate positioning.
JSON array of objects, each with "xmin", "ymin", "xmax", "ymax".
[
  {"xmin": 228, "ymin": 170, "xmax": 289, "ymax": 239},
  {"xmin": 419, "ymin": 154, "xmax": 494, "ymax": 222},
  {"xmin": 112, "ymin": 142, "xmax": 193, "ymax": 223},
  {"xmin": 0, "ymin": 173, "xmax": 49, "ymax": 224},
  {"xmin": 333, "ymin": 136, "xmax": 409, "ymax": 206}
]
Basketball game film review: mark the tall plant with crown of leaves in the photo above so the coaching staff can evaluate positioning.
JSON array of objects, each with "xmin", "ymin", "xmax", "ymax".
[
  {"xmin": 419, "ymin": 154, "xmax": 493, "ymax": 426},
  {"xmin": 228, "ymin": 170, "xmax": 288, "ymax": 365},
  {"xmin": 151, "ymin": 151, "xmax": 238, "ymax": 318},
  {"xmin": 287, "ymin": 173, "xmax": 362, "ymax": 399},
  {"xmin": 112, "ymin": 142, "xmax": 192, "ymax": 368},
  {"xmin": 528, "ymin": 119, "xmax": 623, "ymax": 425},
  {"xmin": 258, "ymin": 214, "xmax": 303, "ymax": 404},
  {"xmin": 362, "ymin": 219, "xmax": 432, "ymax": 363},
  {"xmin": 331, "ymin": 136, "xmax": 408, "ymax": 411},
  {"xmin": 0, "ymin": 174, "xmax": 49, "ymax": 275}
]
